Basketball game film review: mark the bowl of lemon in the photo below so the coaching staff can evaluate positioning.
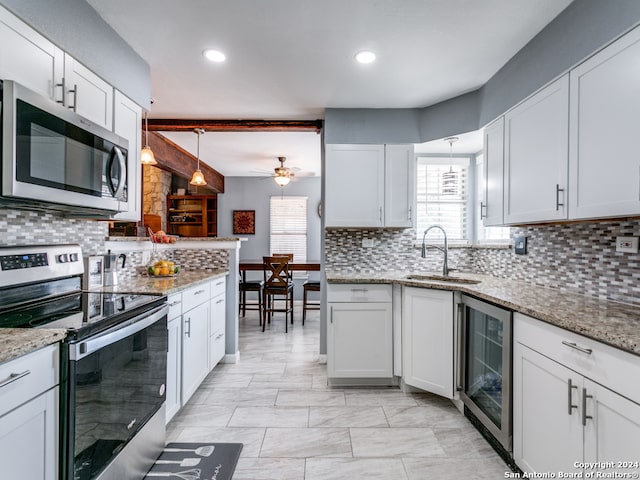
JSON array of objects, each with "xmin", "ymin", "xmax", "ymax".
[{"xmin": 148, "ymin": 259, "xmax": 180, "ymax": 277}]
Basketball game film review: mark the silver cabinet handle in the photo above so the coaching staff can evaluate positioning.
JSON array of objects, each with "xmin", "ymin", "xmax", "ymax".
[
  {"xmin": 556, "ymin": 184, "xmax": 565, "ymax": 211},
  {"xmin": 0, "ymin": 370, "xmax": 31, "ymax": 389},
  {"xmin": 562, "ymin": 341, "xmax": 592, "ymax": 355},
  {"xmin": 194, "ymin": 289, "xmax": 206, "ymax": 295},
  {"xmin": 215, "ymin": 281, "xmax": 224, "ymax": 286},
  {"xmin": 215, "ymin": 333, "xmax": 224, "ymax": 340},
  {"xmin": 330, "ymin": 306, "xmax": 333, "ymax": 324},
  {"xmin": 56, "ymin": 77, "xmax": 66, "ymax": 105},
  {"xmin": 582, "ymin": 388, "xmax": 593, "ymax": 426},
  {"xmin": 567, "ymin": 378, "xmax": 578, "ymax": 415},
  {"xmin": 379, "ymin": 206, "xmax": 383, "ymax": 225},
  {"xmin": 480, "ymin": 202, "xmax": 487, "ymax": 220},
  {"xmin": 350, "ymin": 288, "xmax": 368, "ymax": 293},
  {"xmin": 169, "ymin": 300, "xmax": 182, "ymax": 307},
  {"xmin": 215, "ymin": 299, "xmax": 224, "ymax": 304},
  {"xmin": 408, "ymin": 205, "xmax": 412, "ymax": 221},
  {"xmin": 68, "ymin": 84, "xmax": 78, "ymax": 112},
  {"xmin": 456, "ymin": 303, "xmax": 463, "ymax": 392},
  {"xmin": 185, "ymin": 316, "xmax": 191, "ymax": 337}
]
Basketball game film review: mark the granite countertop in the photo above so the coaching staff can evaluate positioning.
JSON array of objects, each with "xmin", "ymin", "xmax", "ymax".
[
  {"xmin": 0, "ymin": 329, "xmax": 66, "ymax": 364},
  {"xmin": 0, "ymin": 269, "xmax": 228, "ymax": 365},
  {"xmin": 106, "ymin": 236, "xmax": 241, "ymax": 242},
  {"xmin": 105, "ymin": 269, "xmax": 228, "ymax": 295},
  {"xmin": 326, "ymin": 270, "xmax": 640, "ymax": 357}
]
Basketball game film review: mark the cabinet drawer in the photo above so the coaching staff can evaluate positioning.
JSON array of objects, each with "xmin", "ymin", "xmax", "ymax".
[
  {"xmin": 167, "ymin": 293, "xmax": 183, "ymax": 320},
  {"xmin": 182, "ymin": 283, "xmax": 210, "ymax": 312},
  {"xmin": 327, "ymin": 283, "xmax": 392, "ymax": 303},
  {"xmin": 514, "ymin": 313, "xmax": 640, "ymax": 403},
  {"xmin": 0, "ymin": 344, "xmax": 59, "ymax": 417},
  {"xmin": 210, "ymin": 276, "xmax": 226, "ymax": 298}
]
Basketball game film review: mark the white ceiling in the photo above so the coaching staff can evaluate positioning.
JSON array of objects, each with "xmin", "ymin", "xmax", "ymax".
[{"xmin": 88, "ymin": 0, "xmax": 572, "ymax": 175}]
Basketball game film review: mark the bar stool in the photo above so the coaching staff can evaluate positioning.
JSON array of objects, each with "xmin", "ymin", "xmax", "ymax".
[
  {"xmin": 239, "ymin": 271, "xmax": 264, "ymax": 326},
  {"xmin": 302, "ymin": 280, "xmax": 320, "ymax": 324}
]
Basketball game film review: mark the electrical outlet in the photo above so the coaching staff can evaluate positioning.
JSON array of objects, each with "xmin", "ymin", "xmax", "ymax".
[
  {"xmin": 616, "ymin": 236, "xmax": 639, "ymax": 253},
  {"xmin": 362, "ymin": 239, "xmax": 374, "ymax": 248}
]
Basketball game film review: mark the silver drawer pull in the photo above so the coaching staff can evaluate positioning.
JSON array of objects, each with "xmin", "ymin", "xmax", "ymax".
[
  {"xmin": 582, "ymin": 388, "xmax": 593, "ymax": 426},
  {"xmin": 216, "ymin": 333, "xmax": 224, "ymax": 339},
  {"xmin": 194, "ymin": 289, "xmax": 206, "ymax": 295},
  {"xmin": 169, "ymin": 300, "xmax": 182, "ymax": 307},
  {"xmin": 567, "ymin": 378, "xmax": 578, "ymax": 415},
  {"xmin": 215, "ymin": 281, "xmax": 224, "ymax": 286},
  {"xmin": 562, "ymin": 341, "xmax": 593, "ymax": 355},
  {"xmin": 350, "ymin": 288, "xmax": 368, "ymax": 293},
  {"xmin": 0, "ymin": 370, "xmax": 31, "ymax": 389},
  {"xmin": 215, "ymin": 299, "xmax": 224, "ymax": 304}
]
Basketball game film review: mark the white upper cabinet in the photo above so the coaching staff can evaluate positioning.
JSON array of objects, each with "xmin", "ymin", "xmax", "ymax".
[
  {"xmin": 112, "ymin": 91, "xmax": 142, "ymax": 221},
  {"xmin": 63, "ymin": 55, "xmax": 114, "ymax": 130},
  {"xmin": 0, "ymin": 5, "xmax": 64, "ymax": 101},
  {"xmin": 325, "ymin": 144, "xmax": 415, "ymax": 227},
  {"xmin": 325, "ymin": 144, "xmax": 385, "ymax": 227},
  {"xmin": 569, "ymin": 25, "xmax": 640, "ymax": 219},
  {"xmin": 384, "ymin": 144, "xmax": 415, "ymax": 227},
  {"xmin": 504, "ymin": 74, "xmax": 569, "ymax": 224},
  {"xmin": 483, "ymin": 117, "xmax": 505, "ymax": 226}
]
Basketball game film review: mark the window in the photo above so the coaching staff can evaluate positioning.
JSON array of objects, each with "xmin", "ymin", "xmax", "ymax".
[
  {"xmin": 475, "ymin": 154, "xmax": 510, "ymax": 243},
  {"xmin": 270, "ymin": 196, "xmax": 307, "ymax": 263},
  {"xmin": 416, "ymin": 157, "xmax": 470, "ymax": 242}
]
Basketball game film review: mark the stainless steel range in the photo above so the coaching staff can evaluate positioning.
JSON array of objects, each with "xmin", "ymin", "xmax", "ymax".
[{"xmin": 0, "ymin": 244, "xmax": 168, "ymax": 480}]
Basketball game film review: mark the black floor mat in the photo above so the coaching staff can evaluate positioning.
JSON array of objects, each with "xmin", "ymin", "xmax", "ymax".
[{"xmin": 144, "ymin": 442, "xmax": 242, "ymax": 480}]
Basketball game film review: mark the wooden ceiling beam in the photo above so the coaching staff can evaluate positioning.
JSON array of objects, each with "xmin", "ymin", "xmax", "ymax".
[
  {"xmin": 148, "ymin": 132, "xmax": 224, "ymax": 194},
  {"xmin": 147, "ymin": 119, "xmax": 323, "ymax": 133}
]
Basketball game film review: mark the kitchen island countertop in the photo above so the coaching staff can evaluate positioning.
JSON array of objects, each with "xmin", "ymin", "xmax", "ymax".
[
  {"xmin": 327, "ymin": 270, "xmax": 640, "ymax": 357},
  {"xmin": 0, "ymin": 269, "xmax": 229, "ymax": 365}
]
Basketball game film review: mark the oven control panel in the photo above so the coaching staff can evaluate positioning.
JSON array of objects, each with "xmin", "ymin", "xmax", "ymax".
[
  {"xmin": 0, "ymin": 252, "xmax": 49, "ymax": 270},
  {"xmin": 0, "ymin": 244, "xmax": 84, "ymax": 287}
]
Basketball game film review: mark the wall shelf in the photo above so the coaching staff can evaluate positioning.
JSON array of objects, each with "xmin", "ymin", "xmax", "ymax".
[{"xmin": 166, "ymin": 195, "xmax": 217, "ymax": 237}]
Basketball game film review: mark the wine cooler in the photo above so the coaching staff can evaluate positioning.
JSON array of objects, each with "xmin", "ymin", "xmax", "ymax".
[{"xmin": 460, "ymin": 294, "xmax": 513, "ymax": 453}]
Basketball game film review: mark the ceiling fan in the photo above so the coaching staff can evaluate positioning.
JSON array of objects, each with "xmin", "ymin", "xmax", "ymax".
[{"xmin": 265, "ymin": 156, "xmax": 314, "ymax": 186}]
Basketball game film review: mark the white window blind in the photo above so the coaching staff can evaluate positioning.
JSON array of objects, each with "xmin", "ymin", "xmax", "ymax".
[
  {"xmin": 475, "ymin": 154, "xmax": 510, "ymax": 243},
  {"xmin": 270, "ymin": 196, "xmax": 307, "ymax": 263},
  {"xmin": 416, "ymin": 157, "xmax": 470, "ymax": 242}
]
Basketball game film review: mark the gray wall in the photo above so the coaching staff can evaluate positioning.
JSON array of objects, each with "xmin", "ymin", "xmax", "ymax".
[
  {"xmin": 218, "ymin": 176, "xmax": 322, "ymax": 297},
  {"xmin": 0, "ymin": 0, "xmax": 150, "ymax": 108},
  {"xmin": 324, "ymin": 0, "xmax": 640, "ymax": 144}
]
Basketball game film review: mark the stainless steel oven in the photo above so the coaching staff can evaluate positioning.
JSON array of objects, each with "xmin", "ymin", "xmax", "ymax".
[
  {"xmin": 460, "ymin": 294, "xmax": 513, "ymax": 453},
  {"xmin": 64, "ymin": 303, "xmax": 167, "ymax": 480},
  {"xmin": 0, "ymin": 244, "xmax": 167, "ymax": 480},
  {"xmin": 0, "ymin": 80, "xmax": 129, "ymax": 215}
]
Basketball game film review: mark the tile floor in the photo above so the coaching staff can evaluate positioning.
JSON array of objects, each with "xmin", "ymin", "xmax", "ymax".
[{"xmin": 167, "ymin": 305, "xmax": 510, "ymax": 479}]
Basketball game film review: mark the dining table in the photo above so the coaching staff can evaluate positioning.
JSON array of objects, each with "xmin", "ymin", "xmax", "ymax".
[{"xmin": 239, "ymin": 259, "xmax": 321, "ymax": 275}]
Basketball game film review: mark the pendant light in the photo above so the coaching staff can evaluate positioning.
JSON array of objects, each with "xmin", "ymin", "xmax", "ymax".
[
  {"xmin": 189, "ymin": 128, "xmax": 207, "ymax": 186},
  {"xmin": 442, "ymin": 137, "xmax": 459, "ymax": 196},
  {"xmin": 140, "ymin": 108, "xmax": 157, "ymax": 165}
]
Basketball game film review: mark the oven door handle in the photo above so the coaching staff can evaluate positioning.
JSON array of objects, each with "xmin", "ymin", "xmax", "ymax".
[{"xmin": 71, "ymin": 304, "xmax": 168, "ymax": 360}]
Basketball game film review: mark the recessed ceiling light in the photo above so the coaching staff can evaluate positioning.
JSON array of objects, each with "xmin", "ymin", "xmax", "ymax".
[
  {"xmin": 355, "ymin": 51, "xmax": 376, "ymax": 64},
  {"xmin": 203, "ymin": 49, "xmax": 226, "ymax": 62}
]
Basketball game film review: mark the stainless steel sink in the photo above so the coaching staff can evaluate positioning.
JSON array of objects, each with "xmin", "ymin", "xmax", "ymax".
[{"xmin": 405, "ymin": 274, "xmax": 481, "ymax": 285}]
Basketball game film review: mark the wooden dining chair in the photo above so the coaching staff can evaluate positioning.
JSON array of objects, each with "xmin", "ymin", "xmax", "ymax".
[
  {"xmin": 302, "ymin": 280, "xmax": 320, "ymax": 324},
  {"xmin": 239, "ymin": 270, "xmax": 264, "ymax": 326},
  {"xmin": 262, "ymin": 255, "xmax": 294, "ymax": 332}
]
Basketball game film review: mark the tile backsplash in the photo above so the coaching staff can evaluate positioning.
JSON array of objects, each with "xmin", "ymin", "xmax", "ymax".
[
  {"xmin": 325, "ymin": 219, "xmax": 640, "ymax": 305},
  {"xmin": 0, "ymin": 210, "xmax": 108, "ymax": 254},
  {"xmin": 0, "ymin": 210, "xmax": 230, "ymax": 277}
]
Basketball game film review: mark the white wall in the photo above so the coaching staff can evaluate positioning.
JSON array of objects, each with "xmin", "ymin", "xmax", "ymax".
[{"xmin": 218, "ymin": 176, "xmax": 322, "ymax": 299}]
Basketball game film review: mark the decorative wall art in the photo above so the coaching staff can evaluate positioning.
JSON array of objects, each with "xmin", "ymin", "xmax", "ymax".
[{"xmin": 233, "ymin": 210, "xmax": 255, "ymax": 234}]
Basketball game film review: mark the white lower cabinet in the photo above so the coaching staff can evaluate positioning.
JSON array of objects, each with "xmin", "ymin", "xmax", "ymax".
[
  {"xmin": 181, "ymin": 300, "xmax": 209, "ymax": 405},
  {"xmin": 327, "ymin": 284, "xmax": 393, "ymax": 381},
  {"xmin": 514, "ymin": 313, "xmax": 640, "ymax": 475},
  {"xmin": 0, "ymin": 345, "xmax": 59, "ymax": 480},
  {"xmin": 209, "ymin": 278, "xmax": 226, "ymax": 370},
  {"xmin": 402, "ymin": 287, "xmax": 454, "ymax": 398},
  {"xmin": 165, "ymin": 292, "xmax": 183, "ymax": 424}
]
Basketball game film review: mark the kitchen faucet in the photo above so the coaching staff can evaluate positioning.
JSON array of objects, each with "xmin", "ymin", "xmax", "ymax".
[{"xmin": 421, "ymin": 225, "xmax": 449, "ymax": 276}]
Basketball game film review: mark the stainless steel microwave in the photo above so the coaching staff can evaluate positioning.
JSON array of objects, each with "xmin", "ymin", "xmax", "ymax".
[{"xmin": 0, "ymin": 80, "xmax": 129, "ymax": 215}]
